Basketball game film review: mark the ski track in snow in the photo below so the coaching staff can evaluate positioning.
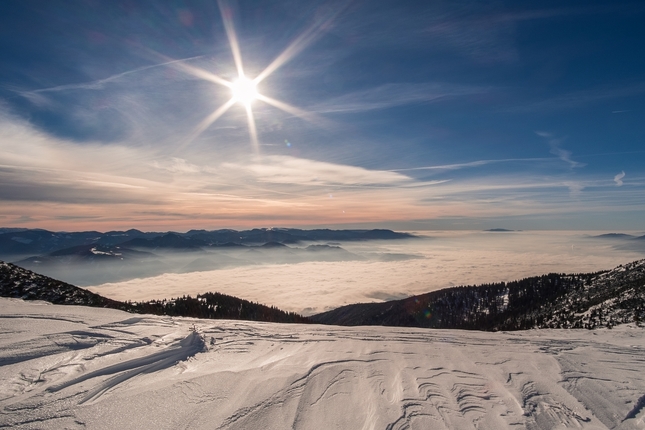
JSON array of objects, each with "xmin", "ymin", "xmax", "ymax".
[{"xmin": 1, "ymin": 298, "xmax": 645, "ymax": 429}]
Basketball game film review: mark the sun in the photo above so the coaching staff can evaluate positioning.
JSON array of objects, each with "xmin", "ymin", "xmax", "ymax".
[
  {"xmin": 173, "ymin": 0, "xmax": 337, "ymax": 154},
  {"xmin": 231, "ymin": 76, "xmax": 258, "ymax": 106}
]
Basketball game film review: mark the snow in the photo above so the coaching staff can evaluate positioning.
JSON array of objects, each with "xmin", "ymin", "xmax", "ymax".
[
  {"xmin": 89, "ymin": 247, "xmax": 121, "ymax": 256},
  {"xmin": 1, "ymin": 298, "xmax": 645, "ymax": 429},
  {"xmin": 10, "ymin": 237, "xmax": 33, "ymax": 244}
]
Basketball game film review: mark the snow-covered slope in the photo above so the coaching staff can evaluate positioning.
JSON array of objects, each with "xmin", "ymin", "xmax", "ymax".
[{"xmin": 1, "ymin": 298, "xmax": 644, "ymax": 429}]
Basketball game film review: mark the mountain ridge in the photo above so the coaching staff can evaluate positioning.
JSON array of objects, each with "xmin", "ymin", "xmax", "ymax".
[
  {"xmin": 0, "ymin": 261, "xmax": 309, "ymax": 324},
  {"xmin": 312, "ymin": 259, "xmax": 645, "ymax": 330},
  {"xmin": 2, "ymin": 228, "xmax": 414, "ymax": 286},
  {"xmin": 0, "ymin": 227, "xmax": 416, "ymax": 260}
]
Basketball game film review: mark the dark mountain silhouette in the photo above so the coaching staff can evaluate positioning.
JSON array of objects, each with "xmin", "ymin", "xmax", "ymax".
[
  {"xmin": 121, "ymin": 233, "xmax": 207, "ymax": 250},
  {"xmin": 584, "ymin": 233, "xmax": 645, "ymax": 253},
  {"xmin": 260, "ymin": 241, "xmax": 289, "ymax": 248},
  {"xmin": 216, "ymin": 242, "xmax": 248, "ymax": 248},
  {"xmin": 590, "ymin": 233, "xmax": 636, "ymax": 239},
  {"xmin": 312, "ymin": 260, "xmax": 645, "ymax": 331},
  {"xmin": 0, "ymin": 229, "xmax": 161, "ymax": 260},
  {"xmin": 0, "ymin": 229, "xmax": 101, "ymax": 259},
  {"xmin": 0, "ymin": 227, "xmax": 415, "ymax": 262},
  {"xmin": 184, "ymin": 228, "xmax": 415, "ymax": 245}
]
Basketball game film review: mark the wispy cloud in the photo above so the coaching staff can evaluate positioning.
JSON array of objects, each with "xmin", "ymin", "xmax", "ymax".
[
  {"xmin": 428, "ymin": 4, "xmax": 638, "ymax": 28},
  {"xmin": 7, "ymin": 54, "xmax": 249, "ymax": 145},
  {"xmin": 18, "ymin": 56, "xmax": 207, "ymax": 96},
  {"xmin": 1, "ymin": 112, "xmax": 641, "ymax": 231},
  {"xmin": 614, "ymin": 171, "xmax": 625, "ymax": 186},
  {"xmin": 227, "ymin": 155, "xmax": 411, "ymax": 186},
  {"xmin": 512, "ymin": 82, "xmax": 645, "ymax": 113},
  {"xmin": 152, "ymin": 158, "xmax": 210, "ymax": 174},
  {"xmin": 417, "ymin": 4, "xmax": 643, "ymax": 65},
  {"xmin": 390, "ymin": 157, "xmax": 552, "ymax": 172},
  {"xmin": 564, "ymin": 181, "xmax": 585, "ymax": 197},
  {"xmin": 536, "ymin": 131, "xmax": 585, "ymax": 169},
  {"xmin": 549, "ymin": 145, "xmax": 584, "ymax": 169},
  {"xmin": 310, "ymin": 83, "xmax": 484, "ymax": 114},
  {"xmin": 0, "ymin": 115, "xmax": 430, "ymax": 228}
]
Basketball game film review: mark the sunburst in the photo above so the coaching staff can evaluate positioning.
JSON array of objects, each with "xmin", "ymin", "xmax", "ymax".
[
  {"xmin": 173, "ymin": 0, "xmax": 339, "ymax": 154},
  {"xmin": 230, "ymin": 76, "xmax": 258, "ymax": 106}
]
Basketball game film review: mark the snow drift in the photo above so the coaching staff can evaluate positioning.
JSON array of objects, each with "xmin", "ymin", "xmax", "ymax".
[{"xmin": 1, "ymin": 299, "xmax": 644, "ymax": 429}]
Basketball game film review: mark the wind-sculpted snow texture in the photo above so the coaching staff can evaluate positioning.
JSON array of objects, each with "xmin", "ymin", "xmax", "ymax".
[{"xmin": 1, "ymin": 299, "xmax": 645, "ymax": 429}]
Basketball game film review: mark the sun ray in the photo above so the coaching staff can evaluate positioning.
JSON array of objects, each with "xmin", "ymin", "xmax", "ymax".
[
  {"xmin": 245, "ymin": 104, "xmax": 260, "ymax": 154},
  {"xmin": 254, "ymin": 12, "xmax": 340, "ymax": 85},
  {"xmin": 141, "ymin": 47, "xmax": 232, "ymax": 88},
  {"xmin": 256, "ymin": 93, "xmax": 330, "ymax": 127},
  {"xmin": 175, "ymin": 98, "xmax": 236, "ymax": 153},
  {"xmin": 171, "ymin": 60, "xmax": 232, "ymax": 88},
  {"xmin": 218, "ymin": 0, "xmax": 245, "ymax": 78},
  {"xmin": 175, "ymin": 2, "xmax": 337, "ymax": 152}
]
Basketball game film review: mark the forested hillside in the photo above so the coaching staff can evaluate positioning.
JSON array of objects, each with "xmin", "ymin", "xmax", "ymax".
[
  {"xmin": 313, "ymin": 260, "xmax": 645, "ymax": 330},
  {"xmin": 0, "ymin": 261, "xmax": 308, "ymax": 324}
]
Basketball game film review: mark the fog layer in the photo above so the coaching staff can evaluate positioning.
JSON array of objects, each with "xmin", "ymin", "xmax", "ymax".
[{"xmin": 88, "ymin": 231, "xmax": 645, "ymax": 316}]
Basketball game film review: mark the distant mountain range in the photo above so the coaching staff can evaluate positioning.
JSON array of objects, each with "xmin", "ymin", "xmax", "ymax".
[
  {"xmin": 593, "ymin": 233, "xmax": 637, "ymax": 239},
  {"xmin": 0, "ymin": 227, "xmax": 415, "ymax": 260},
  {"xmin": 1, "ymin": 228, "xmax": 417, "ymax": 285},
  {"xmin": 484, "ymin": 228, "xmax": 520, "ymax": 232},
  {"xmin": 312, "ymin": 259, "xmax": 645, "ymax": 330},
  {"xmin": 0, "ymin": 261, "xmax": 309, "ymax": 324},
  {"xmin": 10, "ymin": 238, "xmax": 366, "ymax": 285}
]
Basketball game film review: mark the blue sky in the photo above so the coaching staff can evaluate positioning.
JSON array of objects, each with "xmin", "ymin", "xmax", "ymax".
[{"xmin": 0, "ymin": 0, "xmax": 644, "ymax": 231}]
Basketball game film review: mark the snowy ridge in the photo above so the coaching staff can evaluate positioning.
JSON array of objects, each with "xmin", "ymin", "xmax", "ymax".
[
  {"xmin": 500, "ymin": 263, "xmax": 645, "ymax": 330},
  {"xmin": 543, "ymin": 259, "xmax": 645, "ymax": 329},
  {"xmin": 1, "ymin": 299, "xmax": 644, "ymax": 429}
]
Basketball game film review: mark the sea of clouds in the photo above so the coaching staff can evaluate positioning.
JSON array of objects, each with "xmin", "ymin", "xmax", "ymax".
[{"xmin": 88, "ymin": 230, "xmax": 645, "ymax": 315}]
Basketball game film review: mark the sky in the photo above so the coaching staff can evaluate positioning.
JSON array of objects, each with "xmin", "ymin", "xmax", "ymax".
[{"xmin": 0, "ymin": 0, "xmax": 644, "ymax": 232}]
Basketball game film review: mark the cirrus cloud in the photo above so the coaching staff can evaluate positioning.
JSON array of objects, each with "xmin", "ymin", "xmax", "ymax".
[{"xmin": 614, "ymin": 171, "xmax": 625, "ymax": 186}]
